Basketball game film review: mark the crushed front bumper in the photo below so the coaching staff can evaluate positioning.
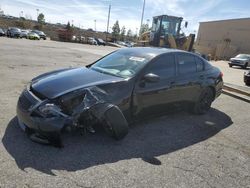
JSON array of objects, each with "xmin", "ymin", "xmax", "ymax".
[{"xmin": 16, "ymin": 88, "xmax": 68, "ymax": 134}]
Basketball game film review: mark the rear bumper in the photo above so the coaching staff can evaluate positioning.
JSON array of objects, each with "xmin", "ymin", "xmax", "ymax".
[{"xmin": 215, "ymin": 79, "xmax": 223, "ymax": 99}]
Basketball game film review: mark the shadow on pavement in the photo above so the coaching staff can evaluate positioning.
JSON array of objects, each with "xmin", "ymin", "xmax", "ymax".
[{"xmin": 2, "ymin": 108, "xmax": 232, "ymax": 175}]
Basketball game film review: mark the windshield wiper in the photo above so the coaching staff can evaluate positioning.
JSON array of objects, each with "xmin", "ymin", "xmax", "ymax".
[{"xmin": 91, "ymin": 67, "xmax": 121, "ymax": 78}]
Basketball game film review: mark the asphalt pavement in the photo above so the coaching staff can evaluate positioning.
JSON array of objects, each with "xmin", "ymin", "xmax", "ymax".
[{"xmin": 0, "ymin": 38, "xmax": 249, "ymax": 188}]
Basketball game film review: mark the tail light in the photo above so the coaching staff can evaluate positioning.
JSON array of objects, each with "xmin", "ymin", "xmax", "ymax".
[{"xmin": 220, "ymin": 72, "xmax": 223, "ymax": 77}]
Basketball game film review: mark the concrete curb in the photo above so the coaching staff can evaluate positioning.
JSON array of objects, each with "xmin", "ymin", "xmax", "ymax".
[
  {"xmin": 222, "ymin": 83, "xmax": 250, "ymax": 103},
  {"xmin": 223, "ymin": 83, "xmax": 250, "ymax": 97},
  {"xmin": 222, "ymin": 90, "xmax": 250, "ymax": 103}
]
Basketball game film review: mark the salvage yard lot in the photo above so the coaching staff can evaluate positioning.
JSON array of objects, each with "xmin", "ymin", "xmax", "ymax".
[{"xmin": 0, "ymin": 38, "xmax": 250, "ymax": 188}]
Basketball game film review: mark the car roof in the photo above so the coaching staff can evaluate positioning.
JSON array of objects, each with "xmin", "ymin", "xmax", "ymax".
[{"xmin": 118, "ymin": 47, "xmax": 193, "ymax": 59}]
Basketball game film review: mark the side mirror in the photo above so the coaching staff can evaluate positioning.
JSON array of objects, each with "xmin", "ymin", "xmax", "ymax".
[
  {"xmin": 185, "ymin": 21, "xmax": 188, "ymax": 28},
  {"xmin": 143, "ymin": 73, "xmax": 160, "ymax": 83}
]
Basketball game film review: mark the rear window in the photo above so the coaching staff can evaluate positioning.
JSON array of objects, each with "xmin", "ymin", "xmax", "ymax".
[
  {"xmin": 177, "ymin": 54, "xmax": 196, "ymax": 74},
  {"xmin": 195, "ymin": 57, "xmax": 204, "ymax": 72}
]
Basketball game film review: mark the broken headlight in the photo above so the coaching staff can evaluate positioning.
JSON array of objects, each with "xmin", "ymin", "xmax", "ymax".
[
  {"xmin": 38, "ymin": 103, "xmax": 63, "ymax": 117},
  {"xmin": 59, "ymin": 92, "xmax": 86, "ymax": 115}
]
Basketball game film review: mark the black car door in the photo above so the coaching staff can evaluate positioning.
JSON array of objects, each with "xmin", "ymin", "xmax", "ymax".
[
  {"xmin": 174, "ymin": 53, "xmax": 204, "ymax": 102},
  {"xmin": 133, "ymin": 53, "xmax": 178, "ymax": 118}
]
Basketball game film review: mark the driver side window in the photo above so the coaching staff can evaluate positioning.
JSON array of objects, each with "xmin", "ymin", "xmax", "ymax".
[{"xmin": 146, "ymin": 54, "xmax": 176, "ymax": 79}]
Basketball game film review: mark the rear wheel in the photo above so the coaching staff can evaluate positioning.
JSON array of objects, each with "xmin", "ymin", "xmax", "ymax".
[
  {"xmin": 192, "ymin": 87, "xmax": 214, "ymax": 114},
  {"xmin": 229, "ymin": 64, "xmax": 232, "ymax": 67},
  {"xmin": 103, "ymin": 106, "xmax": 128, "ymax": 140}
]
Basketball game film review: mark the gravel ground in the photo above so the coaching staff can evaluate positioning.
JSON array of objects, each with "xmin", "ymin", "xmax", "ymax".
[{"xmin": 0, "ymin": 38, "xmax": 249, "ymax": 188}]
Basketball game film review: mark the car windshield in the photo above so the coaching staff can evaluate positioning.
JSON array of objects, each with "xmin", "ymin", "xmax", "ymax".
[
  {"xmin": 236, "ymin": 54, "xmax": 250, "ymax": 59},
  {"xmin": 90, "ymin": 51, "xmax": 151, "ymax": 78}
]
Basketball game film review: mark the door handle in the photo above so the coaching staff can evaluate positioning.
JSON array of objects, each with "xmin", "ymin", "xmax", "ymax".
[
  {"xmin": 170, "ymin": 81, "xmax": 176, "ymax": 88},
  {"xmin": 199, "ymin": 75, "xmax": 204, "ymax": 79},
  {"xmin": 170, "ymin": 81, "xmax": 175, "ymax": 85}
]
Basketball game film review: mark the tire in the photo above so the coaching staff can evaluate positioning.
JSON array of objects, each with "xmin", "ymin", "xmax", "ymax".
[
  {"xmin": 192, "ymin": 87, "xmax": 214, "ymax": 115},
  {"xmin": 103, "ymin": 106, "xmax": 128, "ymax": 140},
  {"xmin": 229, "ymin": 64, "xmax": 232, "ymax": 67},
  {"xmin": 243, "ymin": 63, "xmax": 248, "ymax": 69}
]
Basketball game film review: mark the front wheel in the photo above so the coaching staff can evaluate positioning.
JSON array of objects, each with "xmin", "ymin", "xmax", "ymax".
[
  {"xmin": 192, "ymin": 87, "xmax": 214, "ymax": 114},
  {"xmin": 103, "ymin": 106, "xmax": 128, "ymax": 140},
  {"xmin": 229, "ymin": 64, "xmax": 232, "ymax": 67}
]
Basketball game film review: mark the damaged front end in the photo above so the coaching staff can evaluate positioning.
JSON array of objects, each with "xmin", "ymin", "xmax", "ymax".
[{"xmin": 17, "ymin": 86, "xmax": 128, "ymax": 147}]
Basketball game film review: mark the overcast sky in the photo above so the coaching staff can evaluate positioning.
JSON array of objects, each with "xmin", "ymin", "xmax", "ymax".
[{"xmin": 0, "ymin": 0, "xmax": 249, "ymax": 34}]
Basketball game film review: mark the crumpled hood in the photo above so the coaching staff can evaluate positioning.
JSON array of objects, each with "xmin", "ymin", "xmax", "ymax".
[{"xmin": 31, "ymin": 67, "xmax": 124, "ymax": 99}]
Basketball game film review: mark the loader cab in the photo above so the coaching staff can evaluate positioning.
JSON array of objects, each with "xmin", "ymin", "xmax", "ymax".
[{"xmin": 150, "ymin": 15, "xmax": 183, "ymax": 47}]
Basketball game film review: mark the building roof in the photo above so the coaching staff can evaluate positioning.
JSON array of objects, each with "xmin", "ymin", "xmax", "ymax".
[{"xmin": 200, "ymin": 17, "xmax": 250, "ymax": 24}]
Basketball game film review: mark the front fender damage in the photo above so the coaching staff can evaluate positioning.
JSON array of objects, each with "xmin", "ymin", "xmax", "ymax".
[{"xmin": 29, "ymin": 86, "xmax": 128, "ymax": 147}]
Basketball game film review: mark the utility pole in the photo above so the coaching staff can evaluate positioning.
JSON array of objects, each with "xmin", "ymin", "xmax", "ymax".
[
  {"xmin": 106, "ymin": 4, "xmax": 111, "ymax": 42},
  {"xmin": 94, "ymin": 20, "xmax": 96, "ymax": 32},
  {"xmin": 36, "ymin": 9, "xmax": 39, "ymax": 19},
  {"xmin": 139, "ymin": 0, "xmax": 145, "ymax": 36}
]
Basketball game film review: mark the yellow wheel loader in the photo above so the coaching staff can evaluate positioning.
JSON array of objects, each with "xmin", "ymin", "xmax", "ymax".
[{"xmin": 139, "ymin": 15, "xmax": 195, "ymax": 52}]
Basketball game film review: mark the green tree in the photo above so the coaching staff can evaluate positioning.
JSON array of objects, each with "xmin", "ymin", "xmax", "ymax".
[
  {"xmin": 65, "ymin": 21, "xmax": 71, "ymax": 30},
  {"xmin": 112, "ymin": 20, "xmax": 120, "ymax": 41},
  {"xmin": 120, "ymin": 26, "xmax": 126, "ymax": 41},
  {"xmin": 139, "ymin": 23, "xmax": 149, "ymax": 35},
  {"xmin": 37, "ymin": 13, "xmax": 45, "ymax": 24},
  {"xmin": 126, "ymin": 29, "xmax": 133, "ymax": 40}
]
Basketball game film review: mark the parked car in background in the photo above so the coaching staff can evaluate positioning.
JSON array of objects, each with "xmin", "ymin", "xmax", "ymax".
[
  {"xmin": 27, "ymin": 32, "xmax": 40, "ymax": 40},
  {"xmin": 117, "ymin": 41, "xmax": 126, "ymax": 46},
  {"xmin": 20, "ymin": 30, "xmax": 29, "ymax": 39},
  {"xmin": 87, "ymin": 37, "xmax": 97, "ymax": 45},
  {"xmin": 16, "ymin": 48, "xmax": 223, "ymax": 146},
  {"xmin": 32, "ymin": 30, "xmax": 46, "ymax": 40},
  {"xmin": 6, "ymin": 27, "xmax": 21, "ymax": 38},
  {"xmin": 72, "ymin": 35, "xmax": 85, "ymax": 43},
  {"xmin": 95, "ymin": 38, "xmax": 106, "ymax": 46},
  {"xmin": 0, "ymin": 28, "xmax": 5, "ymax": 36},
  {"xmin": 244, "ymin": 70, "xmax": 250, "ymax": 86},
  {"xmin": 229, "ymin": 54, "xmax": 250, "ymax": 69},
  {"xmin": 124, "ymin": 41, "xmax": 133, "ymax": 47}
]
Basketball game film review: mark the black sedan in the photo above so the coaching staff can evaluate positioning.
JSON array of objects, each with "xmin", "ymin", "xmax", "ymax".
[
  {"xmin": 244, "ymin": 70, "xmax": 250, "ymax": 86},
  {"xmin": 95, "ymin": 38, "xmax": 106, "ymax": 46},
  {"xmin": 7, "ymin": 27, "xmax": 21, "ymax": 38},
  {"xmin": 16, "ymin": 48, "xmax": 223, "ymax": 147}
]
